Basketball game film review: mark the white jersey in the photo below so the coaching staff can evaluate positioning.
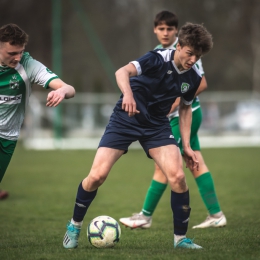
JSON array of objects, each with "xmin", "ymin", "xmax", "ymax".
[
  {"xmin": 155, "ymin": 38, "xmax": 204, "ymax": 118},
  {"xmin": 0, "ymin": 52, "xmax": 58, "ymax": 140}
]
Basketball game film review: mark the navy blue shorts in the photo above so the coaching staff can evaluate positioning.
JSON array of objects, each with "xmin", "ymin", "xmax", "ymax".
[{"xmin": 98, "ymin": 111, "xmax": 178, "ymax": 159}]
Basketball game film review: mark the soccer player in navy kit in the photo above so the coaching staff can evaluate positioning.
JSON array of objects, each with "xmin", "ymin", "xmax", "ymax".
[
  {"xmin": 120, "ymin": 10, "xmax": 226, "ymax": 230},
  {"xmin": 63, "ymin": 22, "xmax": 213, "ymax": 249}
]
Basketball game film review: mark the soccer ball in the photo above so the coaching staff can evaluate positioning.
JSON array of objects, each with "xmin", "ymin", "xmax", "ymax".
[{"xmin": 87, "ymin": 215, "xmax": 121, "ymax": 248}]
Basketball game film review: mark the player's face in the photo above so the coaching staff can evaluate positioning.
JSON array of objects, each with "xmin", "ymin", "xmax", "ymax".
[
  {"xmin": 174, "ymin": 43, "xmax": 201, "ymax": 71},
  {"xmin": 0, "ymin": 42, "xmax": 25, "ymax": 68},
  {"xmin": 154, "ymin": 22, "xmax": 178, "ymax": 48}
]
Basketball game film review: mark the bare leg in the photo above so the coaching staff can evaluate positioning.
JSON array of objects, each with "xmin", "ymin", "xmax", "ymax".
[
  {"xmin": 149, "ymin": 144, "xmax": 187, "ymax": 193},
  {"xmin": 73, "ymin": 147, "xmax": 125, "ymax": 222},
  {"xmin": 153, "ymin": 162, "xmax": 168, "ymax": 183},
  {"xmin": 82, "ymin": 147, "xmax": 125, "ymax": 191}
]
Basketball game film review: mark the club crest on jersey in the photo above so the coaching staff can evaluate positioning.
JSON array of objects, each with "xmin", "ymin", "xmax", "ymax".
[
  {"xmin": 46, "ymin": 68, "xmax": 54, "ymax": 74},
  {"xmin": 181, "ymin": 83, "xmax": 190, "ymax": 93},
  {"xmin": 9, "ymin": 75, "xmax": 19, "ymax": 90}
]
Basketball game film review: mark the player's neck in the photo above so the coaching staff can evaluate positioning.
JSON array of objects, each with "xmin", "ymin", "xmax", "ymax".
[
  {"xmin": 162, "ymin": 43, "xmax": 174, "ymax": 49},
  {"xmin": 173, "ymin": 51, "xmax": 185, "ymax": 71}
]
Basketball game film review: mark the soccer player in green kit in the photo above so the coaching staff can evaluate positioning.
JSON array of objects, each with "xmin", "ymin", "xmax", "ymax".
[
  {"xmin": 120, "ymin": 11, "xmax": 226, "ymax": 229},
  {"xmin": 0, "ymin": 24, "xmax": 75, "ymax": 193}
]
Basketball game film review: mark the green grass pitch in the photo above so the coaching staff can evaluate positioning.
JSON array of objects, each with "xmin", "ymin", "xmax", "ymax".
[{"xmin": 0, "ymin": 143, "xmax": 260, "ymax": 260}]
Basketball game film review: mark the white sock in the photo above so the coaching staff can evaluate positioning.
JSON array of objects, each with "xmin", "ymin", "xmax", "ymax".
[
  {"xmin": 174, "ymin": 234, "xmax": 186, "ymax": 244},
  {"xmin": 71, "ymin": 218, "xmax": 83, "ymax": 227}
]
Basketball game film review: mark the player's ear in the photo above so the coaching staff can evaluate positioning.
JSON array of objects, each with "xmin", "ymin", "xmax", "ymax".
[{"xmin": 176, "ymin": 42, "xmax": 181, "ymax": 51}]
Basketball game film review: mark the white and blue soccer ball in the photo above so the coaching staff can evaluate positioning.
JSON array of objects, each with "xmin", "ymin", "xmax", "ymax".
[{"xmin": 87, "ymin": 215, "xmax": 121, "ymax": 248}]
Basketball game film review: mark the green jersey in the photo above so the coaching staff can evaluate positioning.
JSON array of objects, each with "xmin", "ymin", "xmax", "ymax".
[
  {"xmin": 155, "ymin": 38, "xmax": 204, "ymax": 119},
  {"xmin": 0, "ymin": 52, "xmax": 58, "ymax": 140}
]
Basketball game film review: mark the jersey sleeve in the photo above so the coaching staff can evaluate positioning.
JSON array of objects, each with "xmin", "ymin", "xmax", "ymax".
[
  {"xmin": 21, "ymin": 53, "xmax": 59, "ymax": 89},
  {"xmin": 182, "ymin": 77, "xmax": 202, "ymax": 105},
  {"xmin": 195, "ymin": 59, "xmax": 205, "ymax": 76},
  {"xmin": 181, "ymin": 96, "xmax": 194, "ymax": 106},
  {"xmin": 130, "ymin": 51, "xmax": 165, "ymax": 76}
]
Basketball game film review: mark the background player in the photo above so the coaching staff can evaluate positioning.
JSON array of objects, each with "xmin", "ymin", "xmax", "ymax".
[
  {"xmin": 0, "ymin": 24, "xmax": 75, "ymax": 192},
  {"xmin": 63, "ymin": 22, "xmax": 213, "ymax": 250},
  {"xmin": 0, "ymin": 189, "xmax": 8, "ymax": 200},
  {"xmin": 119, "ymin": 11, "xmax": 226, "ymax": 229}
]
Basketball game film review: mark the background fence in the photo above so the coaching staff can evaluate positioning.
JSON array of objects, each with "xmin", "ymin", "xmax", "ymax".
[{"xmin": 20, "ymin": 91, "xmax": 260, "ymax": 149}]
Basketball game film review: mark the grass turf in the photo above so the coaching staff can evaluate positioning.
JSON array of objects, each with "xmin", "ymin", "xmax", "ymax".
[{"xmin": 0, "ymin": 143, "xmax": 260, "ymax": 260}]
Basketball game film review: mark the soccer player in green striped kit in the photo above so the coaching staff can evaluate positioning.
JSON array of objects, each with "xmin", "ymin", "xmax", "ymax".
[
  {"xmin": 0, "ymin": 24, "xmax": 75, "ymax": 196},
  {"xmin": 120, "ymin": 11, "xmax": 226, "ymax": 229}
]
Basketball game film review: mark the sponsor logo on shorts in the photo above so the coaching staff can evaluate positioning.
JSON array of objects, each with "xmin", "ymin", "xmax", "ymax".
[
  {"xmin": 0, "ymin": 94, "xmax": 22, "ymax": 104},
  {"xmin": 169, "ymin": 135, "xmax": 174, "ymax": 138}
]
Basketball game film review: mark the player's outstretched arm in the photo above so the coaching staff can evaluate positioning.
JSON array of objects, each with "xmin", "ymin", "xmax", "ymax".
[
  {"xmin": 115, "ymin": 63, "xmax": 140, "ymax": 117},
  {"xmin": 46, "ymin": 78, "xmax": 75, "ymax": 107}
]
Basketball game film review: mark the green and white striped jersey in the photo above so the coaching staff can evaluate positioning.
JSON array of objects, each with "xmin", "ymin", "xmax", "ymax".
[
  {"xmin": 0, "ymin": 52, "xmax": 58, "ymax": 140},
  {"xmin": 155, "ymin": 38, "xmax": 204, "ymax": 119}
]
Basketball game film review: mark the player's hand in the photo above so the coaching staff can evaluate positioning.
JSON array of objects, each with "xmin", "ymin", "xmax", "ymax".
[
  {"xmin": 122, "ymin": 94, "xmax": 140, "ymax": 117},
  {"xmin": 46, "ymin": 89, "xmax": 66, "ymax": 107},
  {"xmin": 183, "ymin": 147, "xmax": 199, "ymax": 171}
]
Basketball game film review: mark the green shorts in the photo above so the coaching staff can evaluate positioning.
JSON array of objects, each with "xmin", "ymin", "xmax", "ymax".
[
  {"xmin": 0, "ymin": 137, "xmax": 17, "ymax": 183},
  {"xmin": 169, "ymin": 107, "xmax": 202, "ymax": 155}
]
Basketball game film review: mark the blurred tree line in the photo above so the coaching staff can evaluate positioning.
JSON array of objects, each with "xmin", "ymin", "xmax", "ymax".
[{"xmin": 1, "ymin": 0, "xmax": 259, "ymax": 93}]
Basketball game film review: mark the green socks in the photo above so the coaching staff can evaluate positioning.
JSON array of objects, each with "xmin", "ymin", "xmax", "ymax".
[
  {"xmin": 142, "ymin": 180, "xmax": 167, "ymax": 217},
  {"xmin": 195, "ymin": 172, "xmax": 221, "ymax": 215},
  {"xmin": 141, "ymin": 172, "xmax": 221, "ymax": 217}
]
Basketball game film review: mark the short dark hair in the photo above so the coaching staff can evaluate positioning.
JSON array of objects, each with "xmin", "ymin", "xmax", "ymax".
[
  {"xmin": 154, "ymin": 11, "xmax": 178, "ymax": 28},
  {"xmin": 0, "ymin": 23, "xmax": 29, "ymax": 46},
  {"xmin": 178, "ymin": 22, "xmax": 213, "ymax": 55}
]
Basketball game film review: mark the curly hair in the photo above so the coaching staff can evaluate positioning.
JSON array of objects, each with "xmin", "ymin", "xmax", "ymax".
[
  {"xmin": 178, "ymin": 22, "xmax": 213, "ymax": 55},
  {"xmin": 0, "ymin": 23, "xmax": 29, "ymax": 46}
]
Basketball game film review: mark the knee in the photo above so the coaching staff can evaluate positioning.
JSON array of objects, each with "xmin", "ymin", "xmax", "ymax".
[
  {"xmin": 177, "ymin": 173, "xmax": 187, "ymax": 188},
  {"xmin": 168, "ymin": 171, "xmax": 187, "ymax": 191},
  {"xmin": 83, "ymin": 173, "xmax": 107, "ymax": 191},
  {"xmin": 171, "ymin": 171, "xmax": 185, "ymax": 184},
  {"xmin": 90, "ymin": 173, "xmax": 106, "ymax": 186}
]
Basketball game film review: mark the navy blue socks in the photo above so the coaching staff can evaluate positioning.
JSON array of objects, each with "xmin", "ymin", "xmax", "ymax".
[
  {"xmin": 73, "ymin": 181, "xmax": 97, "ymax": 222},
  {"xmin": 171, "ymin": 190, "xmax": 191, "ymax": 235}
]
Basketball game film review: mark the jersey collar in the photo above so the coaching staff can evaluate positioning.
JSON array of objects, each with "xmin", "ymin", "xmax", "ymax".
[{"xmin": 172, "ymin": 60, "xmax": 191, "ymax": 74}]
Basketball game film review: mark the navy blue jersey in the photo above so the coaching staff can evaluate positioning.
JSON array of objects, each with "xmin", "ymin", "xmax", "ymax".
[{"xmin": 114, "ymin": 49, "xmax": 202, "ymax": 126}]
